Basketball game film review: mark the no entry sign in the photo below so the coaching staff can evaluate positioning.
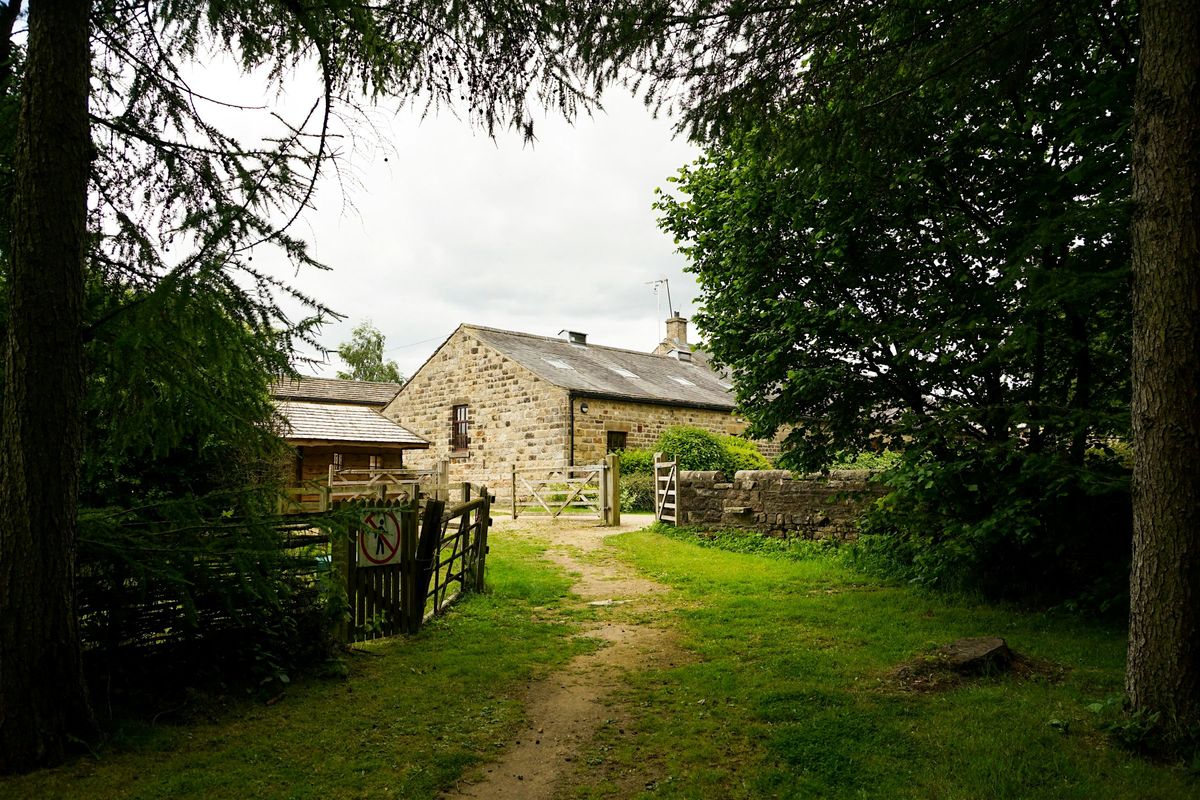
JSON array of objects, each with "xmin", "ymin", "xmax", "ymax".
[{"xmin": 358, "ymin": 511, "xmax": 402, "ymax": 567}]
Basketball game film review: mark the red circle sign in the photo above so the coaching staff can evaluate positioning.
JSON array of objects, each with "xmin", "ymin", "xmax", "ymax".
[{"xmin": 359, "ymin": 511, "xmax": 401, "ymax": 566}]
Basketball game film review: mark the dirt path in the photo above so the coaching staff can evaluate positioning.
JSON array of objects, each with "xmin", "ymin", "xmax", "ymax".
[{"xmin": 441, "ymin": 514, "xmax": 683, "ymax": 800}]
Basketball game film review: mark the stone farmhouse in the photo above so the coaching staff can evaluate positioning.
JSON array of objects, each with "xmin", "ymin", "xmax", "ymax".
[
  {"xmin": 382, "ymin": 316, "xmax": 773, "ymax": 489},
  {"xmin": 271, "ymin": 376, "xmax": 427, "ymax": 485}
]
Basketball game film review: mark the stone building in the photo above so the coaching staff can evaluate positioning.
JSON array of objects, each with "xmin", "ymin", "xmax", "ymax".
[
  {"xmin": 271, "ymin": 376, "xmax": 427, "ymax": 485},
  {"xmin": 382, "ymin": 316, "xmax": 772, "ymax": 489}
]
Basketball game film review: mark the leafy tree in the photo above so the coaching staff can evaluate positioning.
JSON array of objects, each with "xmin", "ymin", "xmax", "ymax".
[
  {"xmin": 586, "ymin": 0, "xmax": 1197, "ymax": 735},
  {"xmin": 336, "ymin": 321, "xmax": 404, "ymax": 384},
  {"xmin": 652, "ymin": 3, "xmax": 1135, "ymax": 603},
  {"xmin": 0, "ymin": 0, "xmax": 610, "ymax": 772}
]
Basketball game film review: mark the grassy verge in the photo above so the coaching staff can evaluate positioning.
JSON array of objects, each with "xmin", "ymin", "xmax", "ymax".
[
  {"xmin": 573, "ymin": 526, "xmax": 1196, "ymax": 800},
  {"xmin": 0, "ymin": 532, "xmax": 589, "ymax": 800}
]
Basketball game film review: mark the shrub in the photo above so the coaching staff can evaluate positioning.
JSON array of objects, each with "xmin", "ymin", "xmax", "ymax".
[
  {"xmin": 656, "ymin": 426, "xmax": 771, "ymax": 475},
  {"xmin": 721, "ymin": 435, "xmax": 772, "ymax": 471},
  {"xmin": 852, "ymin": 447, "xmax": 1132, "ymax": 609},
  {"xmin": 620, "ymin": 472, "xmax": 656, "ymax": 512},
  {"xmin": 830, "ymin": 449, "xmax": 902, "ymax": 470},
  {"xmin": 657, "ymin": 426, "xmax": 729, "ymax": 471},
  {"xmin": 618, "ymin": 448, "xmax": 656, "ymax": 476}
]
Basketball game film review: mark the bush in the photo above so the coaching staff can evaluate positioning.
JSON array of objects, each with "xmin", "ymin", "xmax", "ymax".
[
  {"xmin": 656, "ymin": 426, "xmax": 771, "ymax": 475},
  {"xmin": 618, "ymin": 448, "xmax": 656, "ymax": 475},
  {"xmin": 656, "ymin": 426, "xmax": 730, "ymax": 471},
  {"xmin": 830, "ymin": 449, "xmax": 902, "ymax": 470},
  {"xmin": 852, "ymin": 447, "xmax": 1132, "ymax": 609},
  {"xmin": 620, "ymin": 472, "xmax": 656, "ymax": 512},
  {"xmin": 721, "ymin": 435, "xmax": 772, "ymax": 471}
]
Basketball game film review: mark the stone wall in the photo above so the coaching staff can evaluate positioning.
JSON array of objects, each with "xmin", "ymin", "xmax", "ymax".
[
  {"xmin": 383, "ymin": 329, "xmax": 571, "ymax": 490},
  {"xmin": 677, "ymin": 469, "xmax": 883, "ymax": 539},
  {"xmin": 571, "ymin": 396, "xmax": 769, "ymax": 465}
]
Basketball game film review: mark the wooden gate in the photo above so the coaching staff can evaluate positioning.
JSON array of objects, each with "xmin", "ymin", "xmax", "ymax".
[
  {"xmin": 331, "ymin": 488, "xmax": 491, "ymax": 643},
  {"xmin": 654, "ymin": 452, "xmax": 679, "ymax": 525},
  {"xmin": 417, "ymin": 486, "xmax": 491, "ymax": 623},
  {"xmin": 509, "ymin": 463, "xmax": 608, "ymax": 520}
]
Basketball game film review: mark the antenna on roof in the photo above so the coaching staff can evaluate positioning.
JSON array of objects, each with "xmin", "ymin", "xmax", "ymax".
[{"xmin": 646, "ymin": 278, "xmax": 674, "ymax": 317}]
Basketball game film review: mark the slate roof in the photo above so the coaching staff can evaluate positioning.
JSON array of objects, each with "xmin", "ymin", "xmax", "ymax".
[
  {"xmin": 464, "ymin": 325, "xmax": 736, "ymax": 410},
  {"xmin": 270, "ymin": 376, "xmax": 402, "ymax": 407},
  {"xmin": 276, "ymin": 401, "xmax": 428, "ymax": 447}
]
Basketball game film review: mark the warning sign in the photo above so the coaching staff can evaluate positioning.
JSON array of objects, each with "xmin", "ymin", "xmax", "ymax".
[{"xmin": 358, "ymin": 511, "xmax": 402, "ymax": 567}]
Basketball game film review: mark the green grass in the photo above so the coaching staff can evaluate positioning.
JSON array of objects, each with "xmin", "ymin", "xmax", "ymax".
[
  {"xmin": 0, "ymin": 533, "xmax": 592, "ymax": 800},
  {"xmin": 573, "ymin": 527, "xmax": 1197, "ymax": 800}
]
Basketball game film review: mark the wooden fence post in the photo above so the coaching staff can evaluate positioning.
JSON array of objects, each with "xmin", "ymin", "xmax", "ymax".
[
  {"xmin": 399, "ymin": 501, "xmax": 418, "ymax": 633},
  {"xmin": 475, "ymin": 491, "xmax": 491, "ymax": 592},
  {"xmin": 438, "ymin": 460, "xmax": 450, "ymax": 500},
  {"xmin": 414, "ymin": 499, "xmax": 446, "ymax": 632},
  {"xmin": 511, "ymin": 464, "xmax": 518, "ymax": 519},
  {"xmin": 318, "ymin": 485, "xmax": 331, "ymax": 512},
  {"xmin": 599, "ymin": 459, "xmax": 610, "ymax": 525},
  {"xmin": 606, "ymin": 452, "xmax": 621, "ymax": 527},
  {"xmin": 461, "ymin": 481, "xmax": 472, "ymax": 503},
  {"xmin": 332, "ymin": 502, "xmax": 357, "ymax": 644}
]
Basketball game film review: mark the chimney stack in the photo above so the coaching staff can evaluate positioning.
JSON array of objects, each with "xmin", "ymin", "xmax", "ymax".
[{"xmin": 665, "ymin": 314, "xmax": 688, "ymax": 347}]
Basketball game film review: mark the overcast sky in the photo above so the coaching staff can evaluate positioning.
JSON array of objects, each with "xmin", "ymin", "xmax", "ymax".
[{"xmin": 266, "ymin": 90, "xmax": 703, "ymax": 380}]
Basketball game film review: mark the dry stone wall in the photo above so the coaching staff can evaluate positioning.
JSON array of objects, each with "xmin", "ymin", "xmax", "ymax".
[
  {"xmin": 677, "ymin": 469, "xmax": 883, "ymax": 540},
  {"xmin": 383, "ymin": 330, "xmax": 571, "ymax": 489}
]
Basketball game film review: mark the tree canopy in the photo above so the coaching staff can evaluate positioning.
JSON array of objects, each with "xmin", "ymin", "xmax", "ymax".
[
  {"xmin": 336, "ymin": 321, "xmax": 404, "ymax": 384},
  {"xmin": 656, "ymin": 4, "xmax": 1134, "ymax": 471}
]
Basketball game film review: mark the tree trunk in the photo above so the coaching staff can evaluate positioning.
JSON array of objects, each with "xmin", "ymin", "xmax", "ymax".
[
  {"xmin": 0, "ymin": 0, "xmax": 95, "ymax": 772},
  {"xmin": 1127, "ymin": 0, "xmax": 1200, "ymax": 734}
]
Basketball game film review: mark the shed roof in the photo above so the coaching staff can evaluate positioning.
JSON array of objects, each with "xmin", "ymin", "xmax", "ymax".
[
  {"xmin": 271, "ymin": 376, "xmax": 402, "ymax": 407},
  {"xmin": 276, "ymin": 401, "xmax": 428, "ymax": 448},
  {"xmin": 463, "ymin": 325, "xmax": 736, "ymax": 411}
]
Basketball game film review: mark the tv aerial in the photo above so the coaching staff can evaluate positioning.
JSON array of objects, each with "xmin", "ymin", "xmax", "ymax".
[{"xmin": 646, "ymin": 278, "xmax": 675, "ymax": 317}]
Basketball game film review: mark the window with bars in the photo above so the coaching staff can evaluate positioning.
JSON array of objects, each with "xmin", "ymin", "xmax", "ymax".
[
  {"xmin": 451, "ymin": 404, "xmax": 469, "ymax": 451},
  {"xmin": 369, "ymin": 454, "xmax": 381, "ymax": 471},
  {"xmin": 332, "ymin": 452, "xmax": 344, "ymax": 471}
]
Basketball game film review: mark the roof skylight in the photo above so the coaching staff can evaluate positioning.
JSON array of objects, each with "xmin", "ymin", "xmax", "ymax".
[
  {"xmin": 543, "ymin": 358, "xmax": 573, "ymax": 370},
  {"xmin": 609, "ymin": 367, "xmax": 640, "ymax": 379},
  {"xmin": 670, "ymin": 376, "xmax": 696, "ymax": 387}
]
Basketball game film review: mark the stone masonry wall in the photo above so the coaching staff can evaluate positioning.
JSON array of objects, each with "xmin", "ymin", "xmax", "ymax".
[
  {"xmin": 677, "ymin": 469, "xmax": 883, "ymax": 540},
  {"xmin": 573, "ymin": 397, "xmax": 782, "ymax": 465},
  {"xmin": 571, "ymin": 396, "xmax": 759, "ymax": 465},
  {"xmin": 382, "ymin": 329, "xmax": 571, "ymax": 491}
]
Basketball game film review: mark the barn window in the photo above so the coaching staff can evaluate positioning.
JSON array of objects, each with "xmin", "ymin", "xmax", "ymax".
[
  {"xmin": 607, "ymin": 431, "xmax": 628, "ymax": 453},
  {"xmin": 369, "ymin": 454, "xmax": 381, "ymax": 471},
  {"xmin": 451, "ymin": 404, "xmax": 470, "ymax": 451},
  {"xmin": 332, "ymin": 452, "xmax": 344, "ymax": 471}
]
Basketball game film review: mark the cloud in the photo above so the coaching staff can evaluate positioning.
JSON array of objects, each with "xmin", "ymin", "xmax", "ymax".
[{"xmin": 273, "ymin": 90, "xmax": 704, "ymax": 378}]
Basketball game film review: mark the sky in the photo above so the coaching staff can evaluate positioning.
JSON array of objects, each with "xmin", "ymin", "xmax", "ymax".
[{"xmin": 263, "ymin": 89, "xmax": 704, "ymax": 380}]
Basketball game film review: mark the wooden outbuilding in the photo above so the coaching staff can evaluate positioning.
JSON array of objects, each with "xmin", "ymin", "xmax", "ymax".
[{"xmin": 271, "ymin": 377, "xmax": 428, "ymax": 485}]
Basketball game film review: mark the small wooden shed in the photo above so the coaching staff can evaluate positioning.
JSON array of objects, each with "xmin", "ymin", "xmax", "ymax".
[{"xmin": 271, "ymin": 377, "xmax": 429, "ymax": 484}]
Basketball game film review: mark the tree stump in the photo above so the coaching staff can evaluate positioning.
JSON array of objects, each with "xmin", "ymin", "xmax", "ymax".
[{"xmin": 936, "ymin": 637, "xmax": 1014, "ymax": 675}]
